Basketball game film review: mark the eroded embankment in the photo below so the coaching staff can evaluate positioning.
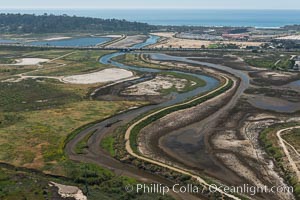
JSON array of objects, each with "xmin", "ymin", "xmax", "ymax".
[
  {"xmin": 65, "ymin": 52, "xmax": 221, "ymax": 200},
  {"xmin": 124, "ymin": 74, "xmax": 243, "ymax": 200},
  {"xmin": 138, "ymin": 73, "xmax": 239, "ymax": 180}
]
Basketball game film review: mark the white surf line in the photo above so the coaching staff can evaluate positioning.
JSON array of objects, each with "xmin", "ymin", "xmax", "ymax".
[
  {"xmin": 125, "ymin": 76, "xmax": 242, "ymax": 200},
  {"xmin": 276, "ymin": 126, "xmax": 300, "ymax": 181}
]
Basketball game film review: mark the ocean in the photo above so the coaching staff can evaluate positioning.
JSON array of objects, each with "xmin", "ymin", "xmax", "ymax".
[{"xmin": 1, "ymin": 9, "xmax": 300, "ymax": 27}]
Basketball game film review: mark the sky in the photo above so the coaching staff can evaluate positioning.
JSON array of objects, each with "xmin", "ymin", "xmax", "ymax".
[{"xmin": 0, "ymin": 0, "xmax": 300, "ymax": 9}]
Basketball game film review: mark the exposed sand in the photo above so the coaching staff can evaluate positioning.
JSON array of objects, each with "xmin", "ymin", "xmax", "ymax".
[
  {"xmin": 276, "ymin": 35, "xmax": 300, "ymax": 40},
  {"xmin": 3, "ymin": 58, "xmax": 49, "ymax": 66},
  {"xmin": 252, "ymin": 70, "xmax": 299, "ymax": 83},
  {"xmin": 62, "ymin": 68, "xmax": 134, "ymax": 84},
  {"xmin": 217, "ymin": 153, "xmax": 265, "ymax": 187},
  {"xmin": 122, "ymin": 75, "xmax": 188, "ymax": 95},
  {"xmin": 107, "ymin": 35, "xmax": 147, "ymax": 48},
  {"xmin": 151, "ymin": 32, "xmax": 262, "ymax": 48},
  {"xmin": 263, "ymin": 71, "xmax": 292, "ymax": 78},
  {"xmin": 151, "ymin": 32, "xmax": 175, "ymax": 38},
  {"xmin": 44, "ymin": 37, "xmax": 71, "ymax": 41},
  {"xmin": 49, "ymin": 182, "xmax": 87, "ymax": 200},
  {"xmin": 104, "ymin": 34, "xmax": 123, "ymax": 38}
]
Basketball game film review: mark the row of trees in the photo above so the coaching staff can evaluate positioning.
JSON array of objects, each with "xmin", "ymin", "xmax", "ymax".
[{"xmin": 0, "ymin": 13, "xmax": 156, "ymax": 34}]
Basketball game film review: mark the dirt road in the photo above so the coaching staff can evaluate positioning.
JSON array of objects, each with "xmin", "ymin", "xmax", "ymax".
[
  {"xmin": 125, "ymin": 76, "xmax": 242, "ymax": 200},
  {"xmin": 65, "ymin": 52, "xmax": 246, "ymax": 200},
  {"xmin": 276, "ymin": 126, "xmax": 300, "ymax": 181}
]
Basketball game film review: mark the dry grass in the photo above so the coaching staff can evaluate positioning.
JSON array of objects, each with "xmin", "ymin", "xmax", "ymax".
[{"xmin": 0, "ymin": 100, "xmax": 146, "ymax": 170}]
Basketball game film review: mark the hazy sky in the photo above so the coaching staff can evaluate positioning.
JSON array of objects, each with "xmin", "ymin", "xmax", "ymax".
[{"xmin": 0, "ymin": 0, "xmax": 299, "ymax": 9}]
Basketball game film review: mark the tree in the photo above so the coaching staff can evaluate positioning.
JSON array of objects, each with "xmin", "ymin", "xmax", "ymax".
[{"xmin": 0, "ymin": 13, "xmax": 156, "ymax": 34}]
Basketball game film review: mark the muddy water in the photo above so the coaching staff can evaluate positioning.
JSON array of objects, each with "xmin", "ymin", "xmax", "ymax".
[
  {"xmin": 248, "ymin": 95, "xmax": 300, "ymax": 113},
  {"xmin": 98, "ymin": 36, "xmax": 253, "ymax": 185},
  {"xmin": 148, "ymin": 53, "xmax": 251, "ymax": 185},
  {"xmin": 99, "ymin": 36, "xmax": 220, "ymax": 108},
  {"xmin": 288, "ymin": 80, "xmax": 300, "ymax": 86},
  {"xmin": 285, "ymin": 80, "xmax": 300, "ymax": 92}
]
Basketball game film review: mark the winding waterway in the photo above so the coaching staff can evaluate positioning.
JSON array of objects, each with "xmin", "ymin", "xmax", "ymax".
[
  {"xmin": 146, "ymin": 53, "xmax": 250, "ymax": 185},
  {"xmin": 97, "ymin": 35, "xmax": 249, "ymax": 184},
  {"xmin": 99, "ymin": 35, "xmax": 220, "ymax": 107},
  {"xmin": 66, "ymin": 35, "xmax": 223, "ymax": 200},
  {"xmin": 66, "ymin": 35, "xmax": 249, "ymax": 196}
]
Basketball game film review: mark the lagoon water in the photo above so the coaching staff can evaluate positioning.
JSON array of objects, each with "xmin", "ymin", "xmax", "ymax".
[
  {"xmin": 3, "ymin": 9, "xmax": 300, "ymax": 27},
  {"xmin": 99, "ymin": 35, "xmax": 220, "ymax": 107},
  {"xmin": 28, "ymin": 37, "xmax": 112, "ymax": 47},
  {"xmin": 0, "ymin": 39, "xmax": 18, "ymax": 43}
]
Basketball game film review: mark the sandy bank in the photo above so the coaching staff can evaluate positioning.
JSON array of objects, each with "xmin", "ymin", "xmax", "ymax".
[
  {"xmin": 6, "ymin": 58, "xmax": 49, "ymax": 66},
  {"xmin": 151, "ymin": 32, "xmax": 262, "ymax": 48},
  {"xmin": 49, "ymin": 182, "xmax": 87, "ymax": 200},
  {"xmin": 107, "ymin": 35, "xmax": 147, "ymax": 48},
  {"xmin": 104, "ymin": 34, "xmax": 123, "ymax": 38},
  {"xmin": 44, "ymin": 37, "xmax": 72, "ymax": 41},
  {"xmin": 122, "ymin": 75, "xmax": 187, "ymax": 95},
  {"xmin": 62, "ymin": 68, "xmax": 134, "ymax": 84},
  {"xmin": 276, "ymin": 35, "xmax": 300, "ymax": 40}
]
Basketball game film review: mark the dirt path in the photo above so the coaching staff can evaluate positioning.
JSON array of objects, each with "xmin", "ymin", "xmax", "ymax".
[
  {"xmin": 47, "ymin": 51, "xmax": 76, "ymax": 63},
  {"xmin": 284, "ymin": 140, "xmax": 300, "ymax": 157},
  {"xmin": 2, "ymin": 51, "xmax": 136, "ymax": 85},
  {"xmin": 20, "ymin": 51, "xmax": 77, "ymax": 76},
  {"xmin": 65, "ymin": 52, "xmax": 249, "ymax": 199},
  {"xmin": 143, "ymin": 54, "xmax": 251, "ymax": 186},
  {"xmin": 125, "ymin": 76, "xmax": 242, "ymax": 200},
  {"xmin": 65, "ymin": 105, "xmax": 200, "ymax": 200},
  {"xmin": 2, "ymin": 51, "xmax": 76, "ymax": 82},
  {"xmin": 276, "ymin": 126, "xmax": 300, "ymax": 181}
]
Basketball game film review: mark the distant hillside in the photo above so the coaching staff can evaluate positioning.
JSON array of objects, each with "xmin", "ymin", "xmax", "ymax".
[{"xmin": 0, "ymin": 13, "xmax": 156, "ymax": 34}]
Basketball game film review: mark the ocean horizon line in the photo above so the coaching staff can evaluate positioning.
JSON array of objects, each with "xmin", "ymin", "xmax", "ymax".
[
  {"xmin": 1, "ymin": 9, "xmax": 299, "ymax": 27},
  {"xmin": 1, "ymin": 8, "xmax": 300, "ymax": 10}
]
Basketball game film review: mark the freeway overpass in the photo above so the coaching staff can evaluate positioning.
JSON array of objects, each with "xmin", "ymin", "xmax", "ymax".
[{"xmin": 0, "ymin": 43, "xmax": 299, "ymax": 52}]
